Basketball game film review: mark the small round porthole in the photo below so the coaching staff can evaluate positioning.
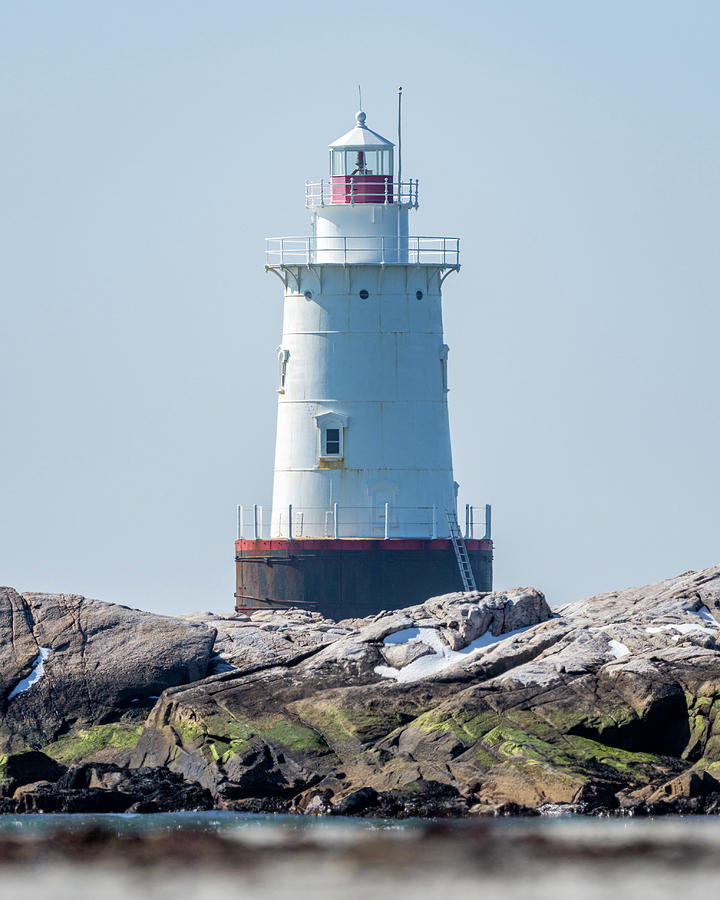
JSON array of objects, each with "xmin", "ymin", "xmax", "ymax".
[
  {"xmin": 303, "ymin": 290, "xmax": 313, "ymax": 300},
  {"xmin": 359, "ymin": 289, "xmax": 369, "ymax": 299},
  {"xmin": 416, "ymin": 290, "xmax": 423, "ymax": 300}
]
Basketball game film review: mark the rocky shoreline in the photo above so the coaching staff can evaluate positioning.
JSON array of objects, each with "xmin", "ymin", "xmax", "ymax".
[{"xmin": 3, "ymin": 567, "xmax": 720, "ymax": 817}]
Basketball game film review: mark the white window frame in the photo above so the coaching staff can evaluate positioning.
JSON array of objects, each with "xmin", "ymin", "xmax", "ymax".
[
  {"xmin": 313, "ymin": 411, "xmax": 349, "ymax": 461},
  {"xmin": 324, "ymin": 425, "xmax": 342, "ymax": 457}
]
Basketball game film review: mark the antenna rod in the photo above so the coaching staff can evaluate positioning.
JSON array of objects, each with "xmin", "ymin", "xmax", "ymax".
[
  {"xmin": 397, "ymin": 86, "xmax": 403, "ymax": 191},
  {"xmin": 358, "ymin": 84, "xmax": 362, "ymax": 110},
  {"xmin": 396, "ymin": 86, "xmax": 403, "ymax": 256}
]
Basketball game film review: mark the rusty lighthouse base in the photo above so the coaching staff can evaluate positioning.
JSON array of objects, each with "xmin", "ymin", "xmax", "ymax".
[{"xmin": 235, "ymin": 538, "xmax": 494, "ymax": 620}]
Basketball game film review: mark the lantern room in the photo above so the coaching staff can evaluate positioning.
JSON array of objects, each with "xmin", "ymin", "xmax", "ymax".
[{"xmin": 328, "ymin": 111, "xmax": 395, "ymax": 204}]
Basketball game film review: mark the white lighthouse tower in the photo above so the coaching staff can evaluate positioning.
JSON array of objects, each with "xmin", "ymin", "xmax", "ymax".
[{"xmin": 236, "ymin": 103, "xmax": 492, "ymax": 617}]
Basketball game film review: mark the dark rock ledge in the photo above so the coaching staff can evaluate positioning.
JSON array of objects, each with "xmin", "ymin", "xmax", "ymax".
[{"xmin": 2, "ymin": 568, "xmax": 720, "ymax": 816}]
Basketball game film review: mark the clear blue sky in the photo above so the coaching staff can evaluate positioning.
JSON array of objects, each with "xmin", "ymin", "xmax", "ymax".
[{"xmin": 1, "ymin": 1, "xmax": 718, "ymax": 614}]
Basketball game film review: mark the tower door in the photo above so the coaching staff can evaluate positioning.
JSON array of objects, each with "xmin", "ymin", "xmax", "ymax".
[{"xmin": 367, "ymin": 481, "xmax": 399, "ymax": 537}]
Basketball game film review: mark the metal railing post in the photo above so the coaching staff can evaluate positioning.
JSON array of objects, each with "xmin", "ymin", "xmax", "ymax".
[
  {"xmin": 465, "ymin": 503, "xmax": 470, "ymax": 538},
  {"xmin": 299, "ymin": 512, "xmax": 304, "ymax": 537},
  {"xmin": 432, "ymin": 504, "xmax": 437, "ymax": 539},
  {"xmin": 470, "ymin": 505, "xmax": 474, "ymax": 539},
  {"xmin": 238, "ymin": 505, "xmax": 243, "ymax": 540},
  {"xmin": 384, "ymin": 502, "xmax": 390, "ymax": 540},
  {"xmin": 484, "ymin": 504, "xmax": 492, "ymax": 541},
  {"xmin": 259, "ymin": 505, "xmax": 263, "ymax": 540},
  {"xmin": 253, "ymin": 504, "xmax": 258, "ymax": 541},
  {"xmin": 288, "ymin": 504, "xmax": 293, "ymax": 541},
  {"xmin": 333, "ymin": 502, "xmax": 338, "ymax": 539},
  {"xmin": 350, "ymin": 178, "xmax": 354, "ymax": 205}
]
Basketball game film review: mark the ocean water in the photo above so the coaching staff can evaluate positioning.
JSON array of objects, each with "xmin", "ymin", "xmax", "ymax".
[
  {"xmin": 1, "ymin": 809, "xmax": 720, "ymax": 840},
  {"xmin": 0, "ymin": 809, "xmax": 714, "ymax": 828},
  {"xmin": 0, "ymin": 809, "xmax": 423, "ymax": 837}
]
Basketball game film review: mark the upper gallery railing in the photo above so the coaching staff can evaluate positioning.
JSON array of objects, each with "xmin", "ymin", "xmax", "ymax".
[
  {"xmin": 265, "ymin": 235, "xmax": 460, "ymax": 267},
  {"xmin": 236, "ymin": 503, "xmax": 491, "ymax": 542},
  {"xmin": 305, "ymin": 178, "xmax": 419, "ymax": 208}
]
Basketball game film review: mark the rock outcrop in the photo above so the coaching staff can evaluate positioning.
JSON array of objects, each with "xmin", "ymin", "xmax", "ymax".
[
  {"xmin": 4, "ymin": 569, "xmax": 720, "ymax": 815},
  {"xmin": 178, "ymin": 608, "xmax": 358, "ymax": 672},
  {"xmin": 0, "ymin": 752, "xmax": 213, "ymax": 813},
  {"xmin": 0, "ymin": 588, "xmax": 216, "ymax": 754}
]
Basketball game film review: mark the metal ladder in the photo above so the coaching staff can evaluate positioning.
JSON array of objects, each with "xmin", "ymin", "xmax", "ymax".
[{"xmin": 446, "ymin": 510, "xmax": 477, "ymax": 592}]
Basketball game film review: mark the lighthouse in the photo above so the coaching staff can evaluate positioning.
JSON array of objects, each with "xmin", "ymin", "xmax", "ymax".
[{"xmin": 235, "ymin": 103, "xmax": 493, "ymax": 618}]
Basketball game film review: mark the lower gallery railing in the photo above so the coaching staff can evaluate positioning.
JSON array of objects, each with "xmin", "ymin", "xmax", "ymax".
[{"xmin": 236, "ymin": 504, "xmax": 491, "ymax": 542}]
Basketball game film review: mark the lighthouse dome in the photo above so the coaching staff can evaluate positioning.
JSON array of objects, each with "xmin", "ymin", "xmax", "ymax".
[{"xmin": 329, "ymin": 111, "xmax": 394, "ymax": 149}]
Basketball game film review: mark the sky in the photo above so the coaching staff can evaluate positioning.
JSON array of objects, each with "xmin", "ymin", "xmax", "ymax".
[{"xmin": 1, "ymin": 1, "xmax": 718, "ymax": 615}]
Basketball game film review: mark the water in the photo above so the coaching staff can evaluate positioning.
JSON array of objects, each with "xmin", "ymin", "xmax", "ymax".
[
  {"xmin": 0, "ymin": 809, "xmax": 425, "ymax": 838},
  {"xmin": 1, "ymin": 809, "xmax": 720, "ymax": 841}
]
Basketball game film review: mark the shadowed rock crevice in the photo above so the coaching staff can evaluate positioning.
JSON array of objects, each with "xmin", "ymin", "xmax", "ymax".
[{"xmin": 567, "ymin": 687, "xmax": 691, "ymax": 757}]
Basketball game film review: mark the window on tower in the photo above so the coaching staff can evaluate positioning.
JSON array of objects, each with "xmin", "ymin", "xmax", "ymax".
[
  {"xmin": 325, "ymin": 428, "xmax": 341, "ymax": 456},
  {"xmin": 314, "ymin": 411, "xmax": 348, "ymax": 462}
]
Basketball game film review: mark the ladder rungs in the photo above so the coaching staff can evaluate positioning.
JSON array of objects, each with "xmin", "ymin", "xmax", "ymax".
[{"xmin": 445, "ymin": 509, "xmax": 477, "ymax": 592}]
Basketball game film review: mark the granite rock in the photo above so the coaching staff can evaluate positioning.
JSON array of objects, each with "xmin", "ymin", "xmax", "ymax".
[
  {"xmin": 131, "ymin": 568, "xmax": 720, "ymax": 814},
  {"xmin": 5, "ymin": 568, "xmax": 720, "ymax": 816},
  {"xmin": 0, "ymin": 588, "xmax": 216, "ymax": 753}
]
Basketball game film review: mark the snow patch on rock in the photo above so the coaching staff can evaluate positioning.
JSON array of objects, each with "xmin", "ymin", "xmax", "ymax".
[
  {"xmin": 375, "ymin": 625, "xmax": 535, "ymax": 683},
  {"xmin": 8, "ymin": 648, "xmax": 50, "ymax": 700},
  {"xmin": 646, "ymin": 623, "xmax": 714, "ymax": 637},
  {"xmin": 608, "ymin": 639, "xmax": 630, "ymax": 659},
  {"xmin": 694, "ymin": 606, "xmax": 720, "ymax": 628},
  {"xmin": 383, "ymin": 627, "xmax": 422, "ymax": 645}
]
